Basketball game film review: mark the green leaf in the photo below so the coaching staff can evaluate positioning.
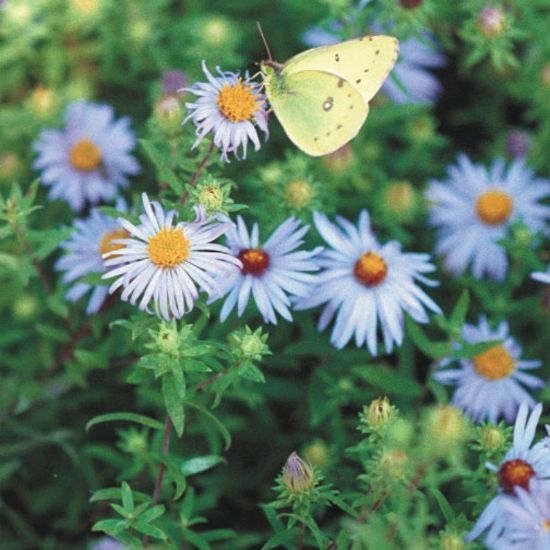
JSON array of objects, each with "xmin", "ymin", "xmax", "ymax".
[
  {"xmin": 91, "ymin": 518, "xmax": 126, "ymax": 535},
  {"xmin": 121, "ymin": 481, "xmax": 134, "ymax": 512},
  {"xmin": 452, "ymin": 339, "xmax": 502, "ymax": 359},
  {"xmin": 90, "ymin": 487, "xmax": 151, "ymax": 503},
  {"xmin": 140, "ymin": 504, "xmax": 165, "ymax": 523},
  {"xmin": 450, "ymin": 290, "xmax": 470, "ymax": 330},
  {"xmin": 86, "ymin": 413, "xmax": 165, "ymax": 432},
  {"xmin": 185, "ymin": 402, "xmax": 231, "ymax": 450},
  {"xmin": 140, "ymin": 139, "xmax": 183, "ymax": 194},
  {"xmin": 133, "ymin": 520, "xmax": 167, "ymax": 540},
  {"xmin": 162, "ymin": 374, "xmax": 185, "ymax": 437},
  {"xmin": 0, "ymin": 459, "xmax": 20, "ymax": 483},
  {"xmin": 430, "ymin": 488, "xmax": 455, "ymax": 523},
  {"xmin": 180, "ymin": 455, "xmax": 225, "ymax": 477},
  {"xmin": 353, "ymin": 365, "xmax": 424, "ymax": 397}
]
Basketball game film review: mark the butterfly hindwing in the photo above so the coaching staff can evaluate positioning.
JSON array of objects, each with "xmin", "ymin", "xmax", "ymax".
[
  {"xmin": 283, "ymin": 35, "xmax": 399, "ymax": 104},
  {"xmin": 268, "ymin": 70, "xmax": 368, "ymax": 156}
]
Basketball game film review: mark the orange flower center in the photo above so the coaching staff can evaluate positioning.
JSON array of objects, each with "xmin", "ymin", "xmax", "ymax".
[
  {"xmin": 354, "ymin": 252, "xmax": 388, "ymax": 287},
  {"xmin": 472, "ymin": 345, "xmax": 515, "ymax": 380},
  {"xmin": 217, "ymin": 79, "xmax": 260, "ymax": 122},
  {"xmin": 238, "ymin": 248, "xmax": 269, "ymax": 276},
  {"xmin": 476, "ymin": 190, "xmax": 513, "ymax": 225},
  {"xmin": 147, "ymin": 227, "xmax": 190, "ymax": 268},
  {"xmin": 69, "ymin": 138, "xmax": 102, "ymax": 171},
  {"xmin": 544, "ymin": 519, "xmax": 550, "ymax": 532},
  {"xmin": 100, "ymin": 228, "xmax": 129, "ymax": 258},
  {"xmin": 497, "ymin": 459, "xmax": 535, "ymax": 494}
]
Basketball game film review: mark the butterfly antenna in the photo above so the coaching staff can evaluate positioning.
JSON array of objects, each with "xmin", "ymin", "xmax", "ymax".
[{"xmin": 256, "ymin": 21, "xmax": 273, "ymax": 62}]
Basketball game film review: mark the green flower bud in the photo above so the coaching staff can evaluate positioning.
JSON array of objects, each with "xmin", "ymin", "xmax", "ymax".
[
  {"xmin": 384, "ymin": 181, "xmax": 417, "ymax": 220},
  {"xmin": 156, "ymin": 322, "xmax": 180, "ymax": 355},
  {"xmin": 478, "ymin": 7, "xmax": 506, "ymax": 37},
  {"xmin": 282, "ymin": 452, "xmax": 315, "ymax": 494},
  {"xmin": 439, "ymin": 532, "xmax": 465, "ymax": 550},
  {"xmin": 303, "ymin": 439, "xmax": 330, "ymax": 470},
  {"xmin": 365, "ymin": 396, "xmax": 394, "ymax": 428},
  {"xmin": 202, "ymin": 16, "xmax": 232, "ymax": 47},
  {"xmin": 479, "ymin": 425, "xmax": 506, "ymax": 453},
  {"xmin": 229, "ymin": 326, "xmax": 270, "ymax": 361},
  {"xmin": 379, "ymin": 449, "xmax": 408, "ymax": 480},
  {"xmin": 285, "ymin": 179, "xmax": 313, "ymax": 209},
  {"xmin": 322, "ymin": 143, "xmax": 353, "ymax": 172},
  {"xmin": 30, "ymin": 86, "xmax": 58, "ymax": 117},
  {"xmin": 0, "ymin": 152, "xmax": 21, "ymax": 183},
  {"xmin": 12, "ymin": 294, "xmax": 39, "ymax": 321},
  {"xmin": 426, "ymin": 405, "xmax": 467, "ymax": 446},
  {"xmin": 197, "ymin": 182, "xmax": 225, "ymax": 213},
  {"xmin": 154, "ymin": 95, "xmax": 183, "ymax": 134}
]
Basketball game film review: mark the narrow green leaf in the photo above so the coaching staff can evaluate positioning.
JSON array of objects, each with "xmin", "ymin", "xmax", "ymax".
[
  {"xmin": 180, "ymin": 455, "xmax": 225, "ymax": 477},
  {"xmin": 133, "ymin": 521, "xmax": 167, "ymax": 540},
  {"xmin": 186, "ymin": 402, "xmax": 231, "ymax": 450},
  {"xmin": 450, "ymin": 290, "xmax": 470, "ymax": 330},
  {"xmin": 86, "ymin": 413, "xmax": 164, "ymax": 432},
  {"xmin": 430, "ymin": 488, "xmax": 455, "ymax": 523},
  {"xmin": 353, "ymin": 365, "xmax": 423, "ymax": 397},
  {"xmin": 162, "ymin": 374, "xmax": 185, "ymax": 437},
  {"xmin": 121, "ymin": 481, "xmax": 134, "ymax": 512}
]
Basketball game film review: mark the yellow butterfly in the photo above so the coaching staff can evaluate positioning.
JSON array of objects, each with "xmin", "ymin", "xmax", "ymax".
[{"xmin": 261, "ymin": 35, "xmax": 399, "ymax": 156}]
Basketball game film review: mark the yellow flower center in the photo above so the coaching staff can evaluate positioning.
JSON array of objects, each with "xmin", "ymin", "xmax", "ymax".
[
  {"xmin": 100, "ymin": 228, "xmax": 129, "ymax": 258},
  {"xmin": 216, "ymin": 79, "xmax": 259, "ymax": 123},
  {"xmin": 476, "ymin": 190, "xmax": 513, "ymax": 225},
  {"xmin": 354, "ymin": 252, "xmax": 388, "ymax": 287},
  {"xmin": 69, "ymin": 138, "xmax": 102, "ymax": 171},
  {"xmin": 473, "ymin": 345, "xmax": 515, "ymax": 380},
  {"xmin": 147, "ymin": 227, "xmax": 190, "ymax": 268}
]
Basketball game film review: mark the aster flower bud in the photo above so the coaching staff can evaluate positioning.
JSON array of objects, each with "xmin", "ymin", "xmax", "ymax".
[
  {"xmin": 154, "ymin": 95, "xmax": 183, "ymax": 134},
  {"xmin": 322, "ymin": 143, "xmax": 353, "ymax": 172},
  {"xmin": 365, "ymin": 396, "xmax": 394, "ymax": 429},
  {"xmin": 202, "ymin": 16, "xmax": 232, "ymax": 47},
  {"xmin": 379, "ymin": 449, "xmax": 408, "ymax": 480},
  {"xmin": 282, "ymin": 452, "xmax": 315, "ymax": 494},
  {"xmin": 0, "ymin": 152, "xmax": 21, "ymax": 182},
  {"xmin": 30, "ymin": 86, "xmax": 58, "ymax": 117},
  {"xmin": 477, "ymin": 6, "xmax": 506, "ymax": 37},
  {"xmin": 162, "ymin": 70, "xmax": 188, "ymax": 96},
  {"xmin": 303, "ymin": 439, "xmax": 330, "ymax": 470},
  {"xmin": 479, "ymin": 425, "xmax": 506, "ymax": 452},
  {"xmin": 156, "ymin": 322, "xmax": 180, "ymax": 355},
  {"xmin": 285, "ymin": 179, "xmax": 314, "ymax": 209},
  {"xmin": 229, "ymin": 326, "xmax": 270, "ymax": 362},
  {"xmin": 541, "ymin": 64, "xmax": 550, "ymax": 87},
  {"xmin": 439, "ymin": 532, "xmax": 465, "ymax": 550},
  {"xmin": 384, "ymin": 181, "xmax": 417, "ymax": 221},
  {"xmin": 506, "ymin": 130, "xmax": 530, "ymax": 158},
  {"xmin": 426, "ymin": 405, "xmax": 467, "ymax": 445}
]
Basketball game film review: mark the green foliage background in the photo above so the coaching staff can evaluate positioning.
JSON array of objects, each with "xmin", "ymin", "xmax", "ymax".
[{"xmin": 0, "ymin": 0, "xmax": 549, "ymax": 548}]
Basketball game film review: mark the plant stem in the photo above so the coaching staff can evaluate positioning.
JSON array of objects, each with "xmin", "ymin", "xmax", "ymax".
[
  {"xmin": 143, "ymin": 414, "xmax": 172, "ymax": 546},
  {"xmin": 13, "ymin": 222, "xmax": 52, "ymax": 294},
  {"xmin": 297, "ymin": 521, "xmax": 306, "ymax": 550},
  {"xmin": 181, "ymin": 141, "xmax": 215, "ymax": 203}
]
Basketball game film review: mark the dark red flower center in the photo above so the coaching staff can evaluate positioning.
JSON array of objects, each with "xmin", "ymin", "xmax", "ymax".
[{"xmin": 238, "ymin": 248, "xmax": 270, "ymax": 276}]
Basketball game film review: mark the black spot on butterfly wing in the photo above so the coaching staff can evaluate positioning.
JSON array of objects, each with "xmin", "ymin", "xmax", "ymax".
[
  {"xmin": 335, "ymin": 53, "xmax": 340, "ymax": 62},
  {"xmin": 337, "ymin": 78, "xmax": 345, "ymax": 88}
]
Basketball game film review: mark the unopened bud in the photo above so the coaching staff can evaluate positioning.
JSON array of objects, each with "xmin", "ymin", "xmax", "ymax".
[
  {"xmin": 162, "ymin": 70, "xmax": 188, "ymax": 96},
  {"xmin": 197, "ymin": 182, "xmax": 225, "ymax": 213},
  {"xmin": 478, "ymin": 7, "xmax": 506, "ymax": 37},
  {"xmin": 541, "ymin": 64, "xmax": 550, "ymax": 88},
  {"xmin": 366, "ymin": 397, "xmax": 394, "ymax": 428},
  {"xmin": 439, "ymin": 533, "xmax": 465, "ymax": 550},
  {"xmin": 400, "ymin": 0, "xmax": 423, "ymax": 8},
  {"xmin": 426, "ymin": 405, "xmax": 467, "ymax": 445},
  {"xmin": 303, "ymin": 439, "xmax": 330, "ymax": 470},
  {"xmin": 479, "ymin": 426, "xmax": 505, "ymax": 453},
  {"xmin": 30, "ymin": 86, "xmax": 58, "ymax": 117},
  {"xmin": 0, "ymin": 152, "xmax": 21, "ymax": 182},
  {"xmin": 154, "ymin": 95, "xmax": 183, "ymax": 134},
  {"xmin": 202, "ymin": 16, "xmax": 232, "ymax": 47},
  {"xmin": 384, "ymin": 181, "xmax": 417, "ymax": 220},
  {"xmin": 156, "ymin": 322, "xmax": 179, "ymax": 354},
  {"xmin": 322, "ymin": 143, "xmax": 353, "ymax": 172},
  {"xmin": 285, "ymin": 179, "xmax": 314, "ymax": 209},
  {"xmin": 379, "ymin": 449, "xmax": 408, "ymax": 480},
  {"xmin": 506, "ymin": 130, "xmax": 530, "ymax": 158},
  {"xmin": 283, "ymin": 452, "xmax": 315, "ymax": 494}
]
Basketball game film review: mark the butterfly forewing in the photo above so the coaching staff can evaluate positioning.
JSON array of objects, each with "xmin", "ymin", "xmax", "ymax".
[
  {"xmin": 283, "ymin": 35, "xmax": 399, "ymax": 104},
  {"xmin": 268, "ymin": 70, "xmax": 368, "ymax": 156}
]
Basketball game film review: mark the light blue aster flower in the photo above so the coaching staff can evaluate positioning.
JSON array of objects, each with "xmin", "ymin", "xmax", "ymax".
[
  {"xmin": 184, "ymin": 62, "xmax": 269, "ymax": 162},
  {"xmin": 55, "ymin": 201, "xmax": 128, "ymax": 315},
  {"xmin": 295, "ymin": 210, "xmax": 440, "ymax": 356},
  {"xmin": 33, "ymin": 100, "xmax": 139, "ymax": 211},
  {"xmin": 426, "ymin": 155, "xmax": 550, "ymax": 281},
  {"xmin": 532, "ymin": 265, "xmax": 550, "ymax": 285},
  {"xmin": 466, "ymin": 403, "xmax": 550, "ymax": 546},
  {"xmin": 433, "ymin": 316, "xmax": 544, "ymax": 424},
  {"xmin": 209, "ymin": 216, "xmax": 322, "ymax": 324}
]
